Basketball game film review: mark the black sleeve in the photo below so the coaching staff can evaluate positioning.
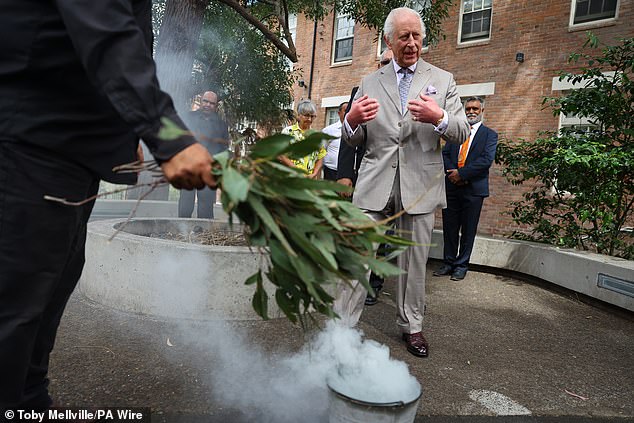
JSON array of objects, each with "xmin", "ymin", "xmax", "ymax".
[
  {"xmin": 54, "ymin": 0, "xmax": 195, "ymax": 163},
  {"xmin": 337, "ymin": 138, "xmax": 357, "ymax": 180},
  {"xmin": 337, "ymin": 87, "xmax": 361, "ymax": 181}
]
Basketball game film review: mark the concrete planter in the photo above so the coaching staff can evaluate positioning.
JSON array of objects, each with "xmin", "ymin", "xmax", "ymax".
[
  {"xmin": 80, "ymin": 218, "xmax": 279, "ymax": 320},
  {"xmin": 429, "ymin": 230, "xmax": 634, "ymax": 312}
]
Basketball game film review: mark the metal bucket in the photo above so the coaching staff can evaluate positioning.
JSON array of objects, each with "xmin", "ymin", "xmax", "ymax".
[{"xmin": 327, "ymin": 381, "xmax": 422, "ymax": 423}]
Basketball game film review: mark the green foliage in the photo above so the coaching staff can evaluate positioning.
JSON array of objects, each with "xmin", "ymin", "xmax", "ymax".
[
  {"xmin": 193, "ymin": 2, "xmax": 296, "ymax": 127},
  {"xmin": 211, "ymin": 132, "xmax": 414, "ymax": 324},
  {"xmin": 496, "ymin": 34, "xmax": 634, "ymax": 259}
]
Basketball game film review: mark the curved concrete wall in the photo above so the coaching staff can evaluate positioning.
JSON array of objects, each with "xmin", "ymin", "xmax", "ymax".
[
  {"xmin": 80, "ymin": 218, "xmax": 280, "ymax": 320},
  {"xmin": 429, "ymin": 230, "xmax": 634, "ymax": 312}
]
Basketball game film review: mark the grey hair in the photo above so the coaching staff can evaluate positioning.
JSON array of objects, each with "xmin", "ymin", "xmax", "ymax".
[
  {"xmin": 465, "ymin": 96, "xmax": 485, "ymax": 107},
  {"xmin": 380, "ymin": 48, "xmax": 392, "ymax": 62},
  {"xmin": 296, "ymin": 99, "xmax": 317, "ymax": 116},
  {"xmin": 383, "ymin": 7, "xmax": 426, "ymax": 44}
]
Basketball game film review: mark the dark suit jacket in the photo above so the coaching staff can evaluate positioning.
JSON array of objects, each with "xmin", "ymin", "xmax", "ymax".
[
  {"xmin": 442, "ymin": 123, "xmax": 498, "ymax": 197},
  {"xmin": 0, "ymin": 0, "xmax": 195, "ymax": 184},
  {"xmin": 336, "ymin": 86, "xmax": 364, "ymax": 183}
]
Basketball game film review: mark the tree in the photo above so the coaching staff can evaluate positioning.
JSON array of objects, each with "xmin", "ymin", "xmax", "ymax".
[
  {"xmin": 191, "ymin": 2, "xmax": 296, "ymax": 129},
  {"xmin": 154, "ymin": 0, "xmax": 210, "ymax": 112},
  {"xmin": 496, "ymin": 34, "xmax": 634, "ymax": 259}
]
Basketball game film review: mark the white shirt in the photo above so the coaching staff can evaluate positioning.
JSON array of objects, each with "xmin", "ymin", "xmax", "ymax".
[
  {"xmin": 463, "ymin": 121, "xmax": 482, "ymax": 157},
  {"xmin": 321, "ymin": 120, "xmax": 342, "ymax": 170}
]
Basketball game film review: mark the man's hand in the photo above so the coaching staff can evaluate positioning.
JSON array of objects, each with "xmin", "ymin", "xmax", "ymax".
[
  {"xmin": 446, "ymin": 169, "xmax": 466, "ymax": 186},
  {"xmin": 346, "ymin": 95, "xmax": 380, "ymax": 130},
  {"xmin": 337, "ymin": 178, "xmax": 354, "ymax": 198},
  {"xmin": 407, "ymin": 94, "xmax": 443, "ymax": 124},
  {"xmin": 161, "ymin": 143, "xmax": 217, "ymax": 190},
  {"xmin": 136, "ymin": 143, "xmax": 145, "ymax": 163}
]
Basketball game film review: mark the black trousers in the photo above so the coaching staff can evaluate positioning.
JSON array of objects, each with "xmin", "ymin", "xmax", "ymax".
[
  {"xmin": 441, "ymin": 187, "xmax": 484, "ymax": 271},
  {"xmin": 0, "ymin": 141, "xmax": 99, "ymax": 410},
  {"xmin": 323, "ymin": 166, "xmax": 338, "ymax": 181}
]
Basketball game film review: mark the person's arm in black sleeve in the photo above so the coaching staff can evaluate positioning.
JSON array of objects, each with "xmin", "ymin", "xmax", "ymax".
[
  {"xmin": 54, "ymin": 0, "xmax": 195, "ymax": 163},
  {"xmin": 336, "ymin": 139, "xmax": 356, "ymax": 181}
]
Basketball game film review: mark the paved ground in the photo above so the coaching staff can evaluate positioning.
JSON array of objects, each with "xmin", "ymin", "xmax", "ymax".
[{"xmin": 48, "ymin": 260, "xmax": 634, "ymax": 423}]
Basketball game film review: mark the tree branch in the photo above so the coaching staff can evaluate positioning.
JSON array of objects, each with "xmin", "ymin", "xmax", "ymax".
[{"xmin": 216, "ymin": 0, "xmax": 298, "ymax": 62}]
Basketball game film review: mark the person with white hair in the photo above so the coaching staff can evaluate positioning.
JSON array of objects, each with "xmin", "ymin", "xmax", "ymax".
[{"xmin": 280, "ymin": 99, "xmax": 326, "ymax": 179}]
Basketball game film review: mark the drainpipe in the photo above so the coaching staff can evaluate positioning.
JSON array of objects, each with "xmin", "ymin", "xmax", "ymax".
[{"xmin": 307, "ymin": 16, "xmax": 317, "ymax": 99}]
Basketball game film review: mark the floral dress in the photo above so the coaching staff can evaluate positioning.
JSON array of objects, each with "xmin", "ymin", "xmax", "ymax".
[{"xmin": 282, "ymin": 123, "xmax": 327, "ymax": 174}]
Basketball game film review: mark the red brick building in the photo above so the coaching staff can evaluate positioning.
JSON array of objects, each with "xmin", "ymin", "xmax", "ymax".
[{"xmin": 290, "ymin": 0, "xmax": 633, "ymax": 236}]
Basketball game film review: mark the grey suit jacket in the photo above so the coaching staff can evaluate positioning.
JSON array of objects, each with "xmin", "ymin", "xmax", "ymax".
[{"xmin": 343, "ymin": 59, "xmax": 469, "ymax": 214}]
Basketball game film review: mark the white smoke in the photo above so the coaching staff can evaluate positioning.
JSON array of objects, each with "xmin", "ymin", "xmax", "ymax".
[
  {"xmin": 134, "ymin": 228, "xmax": 422, "ymax": 421},
  {"xmin": 172, "ymin": 319, "xmax": 420, "ymax": 423}
]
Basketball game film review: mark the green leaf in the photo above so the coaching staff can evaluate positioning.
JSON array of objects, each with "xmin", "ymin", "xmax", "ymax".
[
  {"xmin": 245, "ymin": 270, "xmax": 261, "ymax": 285},
  {"xmin": 213, "ymin": 150, "xmax": 230, "ymax": 168},
  {"xmin": 247, "ymin": 195, "xmax": 296, "ymax": 256},
  {"xmin": 365, "ymin": 256, "xmax": 405, "ymax": 278},
  {"xmin": 282, "ymin": 131, "xmax": 333, "ymax": 160},
  {"xmin": 249, "ymin": 134, "xmax": 294, "ymax": 159},
  {"xmin": 222, "ymin": 166, "xmax": 250, "ymax": 202},
  {"xmin": 158, "ymin": 117, "xmax": 189, "ymax": 140},
  {"xmin": 275, "ymin": 289, "xmax": 298, "ymax": 323},
  {"xmin": 251, "ymin": 275, "xmax": 269, "ymax": 320}
]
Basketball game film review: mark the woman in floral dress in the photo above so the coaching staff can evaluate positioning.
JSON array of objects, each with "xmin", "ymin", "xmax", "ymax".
[{"xmin": 280, "ymin": 100, "xmax": 326, "ymax": 179}]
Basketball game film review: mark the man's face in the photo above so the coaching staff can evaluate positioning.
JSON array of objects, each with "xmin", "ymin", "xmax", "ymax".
[
  {"xmin": 338, "ymin": 104, "xmax": 348, "ymax": 122},
  {"xmin": 385, "ymin": 13, "xmax": 422, "ymax": 68},
  {"xmin": 465, "ymin": 100, "xmax": 483, "ymax": 125},
  {"xmin": 200, "ymin": 92, "xmax": 218, "ymax": 115}
]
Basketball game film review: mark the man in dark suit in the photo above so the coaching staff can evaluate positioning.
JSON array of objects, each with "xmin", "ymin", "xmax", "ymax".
[{"xmin": 434, "ymin": 96, "xmax": 498, "ymax": 281}]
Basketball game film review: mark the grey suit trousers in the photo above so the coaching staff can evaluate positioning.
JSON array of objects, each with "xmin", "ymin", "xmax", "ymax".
[{"xmin": 333, "ymin": 170, "xmax": 434, "ymax": 333}]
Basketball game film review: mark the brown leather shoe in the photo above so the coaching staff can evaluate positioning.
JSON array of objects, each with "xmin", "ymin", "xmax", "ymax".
[{"xmin": 402, "ymin": 332, "xmax": 429, "ymax": 357}]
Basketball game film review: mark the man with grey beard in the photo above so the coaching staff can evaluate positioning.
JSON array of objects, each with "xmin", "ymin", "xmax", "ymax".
[
  {"xmin": 335, "ymin": 7, "xmax": 469, "ymax": 358},
  {"xmin": 435, "ymin": 96, "xmax": 498, "ymax": 281}
]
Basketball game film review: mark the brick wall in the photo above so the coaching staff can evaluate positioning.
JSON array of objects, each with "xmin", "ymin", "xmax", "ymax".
[{"xmin": 291, "ymin": 1, "xmax": 634, "ymax": 236}]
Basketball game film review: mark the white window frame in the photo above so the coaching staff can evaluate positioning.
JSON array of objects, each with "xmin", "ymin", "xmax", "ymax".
[
  {"xmin": 285, "ymin": 14, "xmax": 297, "ymax": 70},
  {"xmin": 325, "ymin": 108, "xmax": 340, "ymax": 127},
  {"xmin": 332, "ymin": 12, "xmax": 355, "ymax": 64},
  {"xmin": 458, "ymin": 0, "xmax": 493, "ymax": 45},
  {"xmin": 569, "ymin": 0, "xmax": 619, "ymax": 28},
  {"xmin": 550, "ymin": 74, "xmax": 614, "ymax": 132},
  {"xmin": 456, "ymin": 82, "xmax": 495, "ymax": 98}
]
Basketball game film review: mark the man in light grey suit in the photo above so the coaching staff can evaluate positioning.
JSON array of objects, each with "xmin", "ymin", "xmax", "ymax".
[{"xmin": 334, "ymin": 7, "xmax": 469, "ymax": 358}]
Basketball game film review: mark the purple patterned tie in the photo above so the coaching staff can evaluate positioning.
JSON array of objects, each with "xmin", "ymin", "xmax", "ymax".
[{"xmin": 398, "ymin": 67, "xmax": 413, "ymax": 115}]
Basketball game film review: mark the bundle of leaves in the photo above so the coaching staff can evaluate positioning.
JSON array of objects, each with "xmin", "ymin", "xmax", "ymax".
[
  {"xmin": 159, "ymin": 121, "xmax": 413, "ymax": 324},
  {"xmin": 213, "ymin": 132, "xmax": 413, "ymax": 324}
]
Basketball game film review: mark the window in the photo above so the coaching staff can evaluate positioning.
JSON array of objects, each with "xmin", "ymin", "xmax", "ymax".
[
  {"xmin": 285, "ymin": 14, "xmax": 297, "ymax": 70},
  {"xmin": 288, "ymin": 13, "xmax": 297, "ymax": 42},
  {"xmin": 571, "ymin": 0, "xmax": 618, "ymax": 25},
  {"xmin": 325, "ymin": 108, "xmax": 339, "ymax": 126},
  {"xmin": 333, "ymin": 12, "xmax": 354, "ymax": 63},
  {"xmin": 459, "ymin": 0, "xmax": 492, "ymax": 43}
]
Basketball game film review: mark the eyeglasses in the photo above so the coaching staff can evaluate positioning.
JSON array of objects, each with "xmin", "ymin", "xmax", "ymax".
[
  {"xmin": 380, "ymin": 59, "xmax": 392, "ymax": 65},
  {"xmin": 201, "ymin": 100, "xmax": 218, "ymax": 105},
  {"xmin": 301, "ymin": 114, "xmax": 317, "ymax": 119}
]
